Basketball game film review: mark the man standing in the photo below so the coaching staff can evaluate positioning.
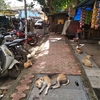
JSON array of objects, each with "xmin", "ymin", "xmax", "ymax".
[
  {"xmin": 61, "ymin": 16, "xmax": 72, "ymax": 35},
  {"xmin": 19, "ymin": 19, "xmax": 23, "ymax": 31}
]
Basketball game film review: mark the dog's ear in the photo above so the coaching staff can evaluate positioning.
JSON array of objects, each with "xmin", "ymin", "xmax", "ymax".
[
  {"xmin": 36, "ymin": 78, "xmax": 39, "ymax": 81},
  {"xmin": 40, "ymin": 77, "xmax": 44, "ymax": 82}
]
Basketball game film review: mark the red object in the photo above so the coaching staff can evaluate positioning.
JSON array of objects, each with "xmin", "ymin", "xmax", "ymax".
[
  {"xmin": 77, "ymin": 29, "xmax": 82, "ymax": 33},
  {"xmin": 16, "ymin": 31, "xmax": 25, "ymax": 37},
  {"xmin": 66, "ymin": 21, "xmax": 80, "ymax": 36}
]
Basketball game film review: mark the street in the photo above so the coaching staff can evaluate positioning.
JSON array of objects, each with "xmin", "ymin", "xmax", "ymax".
[
  {"xmin": 1, "ymin": 31, "xmax": 98, "ymax": 100},
  {"xmin": 0, "ymin": 0, "xmax": 100, "ymax": 100}
]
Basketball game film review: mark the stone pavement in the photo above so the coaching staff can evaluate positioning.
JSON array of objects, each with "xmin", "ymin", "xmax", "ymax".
[
  {"xmin": 68, "ymin": 39, "xmax": 100, "ymax": 100},
  {"xmin": 2, "ymin": 32, "xmax": 98, "ymax": 100},
  {"xmin": 28, "ymin": 32, "xmax": 81, "ymax": 74}
]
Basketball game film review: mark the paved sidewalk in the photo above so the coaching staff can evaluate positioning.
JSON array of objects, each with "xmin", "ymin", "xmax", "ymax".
[
  {"xmin": 68, "ymin": 39, "xmax": 100, "ymax": 100},
  {"xmin": 3, "ymin": 32, "xmax": 97, "ymax": 100},
  {"xmin": 29, "ymin": 32, "xmax": 81, "ymax": 74}
]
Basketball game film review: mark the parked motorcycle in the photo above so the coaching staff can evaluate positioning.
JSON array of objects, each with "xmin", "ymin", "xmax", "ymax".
[
  {"xmin": 4, "ymin": 38, "xmax": 28, "ymax": 64},
  {"xmin": 11, "ymin": 30, "xmax": 38, "ymax": 46},
  {"xmin": 0, "ymin": 35, "xmax": 28, "ymax": 65},
  {"xmin": 0, "ymin": 44, "xmax": 21, "ymax": 78}
]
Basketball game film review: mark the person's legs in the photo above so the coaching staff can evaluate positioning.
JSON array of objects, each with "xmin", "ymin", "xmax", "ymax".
[{"xmin": 75, "ymin": 32, "xmax": 79, "ymax": 39}]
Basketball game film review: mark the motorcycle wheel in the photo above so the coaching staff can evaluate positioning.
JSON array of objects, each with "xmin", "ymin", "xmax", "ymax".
[
  {"xmin": 14, "ymin": 49, "xmax": 27, "ymax": 64},
  {"xmin": 8, "ymin": 64, "xmax": 21, "ymax": 79},
  {"xmin": 28, "ymin": 36, "xmax": 38, "ymax": 46}
]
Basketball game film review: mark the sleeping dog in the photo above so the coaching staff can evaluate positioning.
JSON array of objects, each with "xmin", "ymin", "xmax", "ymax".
[{"xmin": 35, "ymin": 73, "xmax": 70, "ymax": 95}]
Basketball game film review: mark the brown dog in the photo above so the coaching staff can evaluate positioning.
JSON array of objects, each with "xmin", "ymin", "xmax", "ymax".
[
  {"xmin": 76, "ymin": 46, "xmax": 83, "ymax": 54},
  {"xmin": 24, "ymin": 60, "xmax": 32, "ymax": 68},
  {"xmin": 82, "ymin": 55, "xmax": 93, "ymax": 67},
  {"xmin": 35, "ymin": 73, "xmax": 70, "ymax": 95}
]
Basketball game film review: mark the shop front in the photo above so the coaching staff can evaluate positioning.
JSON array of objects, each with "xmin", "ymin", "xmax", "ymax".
[{"xmin": 75, "ymin": 0, "xmax": 100, "ymax": 39}]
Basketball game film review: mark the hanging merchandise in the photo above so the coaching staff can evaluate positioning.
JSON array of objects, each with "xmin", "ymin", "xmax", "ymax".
[
  {"xmin": 91, "ymin": 2, "xmax": 98, "ymax": 28},
  {"xmin": 79, "ymin": 9, "xmax": 85, "ymax": 28},
  {"xmin": 84, "ymin": 10, "xmax": 92, "ymax": 25},
  {"xmin": 95, "ymin": 1, "xmax": 100, "ymax": 29}
]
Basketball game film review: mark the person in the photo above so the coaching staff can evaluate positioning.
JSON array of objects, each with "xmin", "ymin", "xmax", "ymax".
[
  {"xmin": 29, "ymin": 18, "xmax": 34, "ymax": 32},
  {"xmin": 73, "ymin": 27, "xmax": 82, "ymax": 42},
  {"xmin": 75, "ymin": 28, "xmax": 82, "ymax": 40},
  {"xmin": 61, "ymin": 16, "xmax": 72, "ymax": 35},
  {"xmin": 18, "ymin": 19, "xmax": 23, "ymax": 31}
]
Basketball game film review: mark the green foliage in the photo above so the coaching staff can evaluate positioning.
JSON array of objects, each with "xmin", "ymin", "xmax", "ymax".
[
  {"xmin": 79, "ymin": 0, "xmax": 83, "ymax": 2},
  {"xmin": 37, "ymin": 0, "xmax": 45, "ymax": 6},
  {"xmin": 36, "ymin": 0, "xmax": 84, "ymax": 14},
  {"xmin": 0, "ymin": 0, "xmax": 9, "ymax": 10},
  {"xmin": 26, "ymin": 2, "xmax": 35, "ymax": 10},
  {"xmin": 52, "ymin": 0, "xmax": 71, "ymax": 13}
]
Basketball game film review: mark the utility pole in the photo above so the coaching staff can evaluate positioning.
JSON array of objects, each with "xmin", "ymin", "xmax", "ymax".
[
  {"xmin": 24, "ymin": 0, "xmax": 27, "ymax": 40},
  {"xmin": 18, "ymin": 0, "xmax": 27, "ymax": 43}
]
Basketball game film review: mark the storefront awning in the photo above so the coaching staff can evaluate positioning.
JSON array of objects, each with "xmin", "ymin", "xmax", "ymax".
[
  {"xmin": 75, "ymin": 0, "xmax": 95, "ymax": 8},
  {"xmin": 0, "ymin": 10, "xmax": 18, "ymax": 16}
]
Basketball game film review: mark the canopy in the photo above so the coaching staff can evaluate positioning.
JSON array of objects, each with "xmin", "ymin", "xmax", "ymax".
[
  {"xmin": 75, "ymin": 0, "xmax": 95, "ymax": 8},
  {"xmin": 0, "ymin": 10, "xmax": 18, "ymax": 16},
  {"xmin": 18, "ymin": 10, "xmax": 40, "ymax": 18}
]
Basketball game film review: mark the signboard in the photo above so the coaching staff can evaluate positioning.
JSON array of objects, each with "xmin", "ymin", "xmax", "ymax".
[{"xmin": 0, "ymin": 10, "xmax": 18, "ymax": 16}]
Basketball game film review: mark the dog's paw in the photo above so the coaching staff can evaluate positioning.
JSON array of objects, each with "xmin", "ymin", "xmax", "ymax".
[
  {"xmin": 39, "ymin": 92, "xmax": 42, "ymax": 95},
  {"xmin": 45, "ymin": 92, "xmax": 48, "ymax": 95},
  {"xmin": 50, "ymin": 86, "xmax": 53, "ymax": 89}
]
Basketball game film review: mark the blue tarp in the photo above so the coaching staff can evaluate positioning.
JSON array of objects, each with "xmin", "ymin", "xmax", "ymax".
[
  {"xmin": 74, "ymin": 0, "xmax": 95, "ymax": 21},
  {"xmin": 18, "ymin": 10, "xmax": 40, "ymax": 18},
  {"xmin": 74, "ymin": 7, "xmax": 92, "ymax": 21}
]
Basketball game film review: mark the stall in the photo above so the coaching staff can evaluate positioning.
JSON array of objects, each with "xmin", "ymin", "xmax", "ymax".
[
  {"xmin": 74, "ymin": 0, "xmax": 100, "ymax": 39},
  {"xmin": 49, "ymin": 12, "xmax": 68, "ymax": 33},
  {"xmin": 0, "ymin": 10, "xmax": 18, "ymax": 30}
]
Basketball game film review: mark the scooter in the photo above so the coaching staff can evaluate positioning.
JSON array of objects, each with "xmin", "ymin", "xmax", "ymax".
[{"xmin": 0, "ymin": 44, "xmax": 21, "ymax": 78}]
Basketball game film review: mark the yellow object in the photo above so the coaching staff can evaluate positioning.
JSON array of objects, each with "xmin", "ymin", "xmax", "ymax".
[{"xmin": 91, "ymin": 2, "xmax": 98, "ymax": 28}]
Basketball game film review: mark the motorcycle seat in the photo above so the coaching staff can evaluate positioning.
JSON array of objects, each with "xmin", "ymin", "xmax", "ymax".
[
  {"xmin": 4, "ymin": 38, "xmax": 26, "ymax": 46},
  {"xmin": 4, "ymin": 42, "xmax": 12, "ymax": 46},
  {"xmin": 27, "ymin": 32, "xmax": 36, "ymax": 36},
  {"xmin": 13, "ymin": 38, "xmax": 26, "ymax": 43}
]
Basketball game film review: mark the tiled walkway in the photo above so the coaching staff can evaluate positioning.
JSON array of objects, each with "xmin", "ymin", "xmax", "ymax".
[
  {"xmin": 29, "ymin": 32, "xmax": 81, "ymax": 74},
  {"xmin": 10, "ymin": 32, "xmax": 81, "ymax": 100}
]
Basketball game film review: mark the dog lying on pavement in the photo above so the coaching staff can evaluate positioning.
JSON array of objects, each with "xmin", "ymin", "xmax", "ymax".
[
  {"xmin": 24, "ymin": 59, "xmax": 32, "ymax": 68},
  {"xmin": 82, "ymin": 55, "xmax": 93, "ymax": 67},
  {"xmin": 35, "ymin": 73, "xmax": 70, "ymax": 95},
  {"xmin": 76, "ymin": 46, "xmax": 83, "ymax": 54}
]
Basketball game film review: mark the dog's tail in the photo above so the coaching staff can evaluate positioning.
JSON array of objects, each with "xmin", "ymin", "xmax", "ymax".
[{"xmin": 62, "ymin": 79, "xmax": 70, "ymax": 86}]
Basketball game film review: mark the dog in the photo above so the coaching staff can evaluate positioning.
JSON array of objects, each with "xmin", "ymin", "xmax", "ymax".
[
  {"xmin": 73, "ymin": 38, "xmax": 79, "ymax": 42},
  {"xmin": 35, "ymin": 73, "xmax": 70, "ymax": 95},
  {"xmin": 76, "ymin": 46, "xmax": 83, "ymax": 54},
  {"xmin": 82, "ymin": 55, "xmax": 93, "ymax": 67},
  {"xmin": 0, "ymin": 89, "xmax": 7, "ymax": 98},
  {"xmin": 24, "ymin": 59, "xmax": 32, "ymax": 68}
]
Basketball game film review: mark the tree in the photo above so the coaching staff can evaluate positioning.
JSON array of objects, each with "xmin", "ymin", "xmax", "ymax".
[
  {"xmin": 37, "ymin": 0, "xmax": 84, "ymax": 14},
  {"xmin": 26, "ymin": 2, "xmax": 35, "ymax": 11},
  {"xmin": 0, "ymin": 0, "xmax": 9, "ymax": 10}
]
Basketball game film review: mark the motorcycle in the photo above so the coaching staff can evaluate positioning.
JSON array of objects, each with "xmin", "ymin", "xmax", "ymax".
[
  {"xmin": 11, "ymin": 30, "xmax": 38, "ymax": 46},
  {"xmin": 0, "ymin": 35, "xmax": 28, "ymax": 65},
  {"xmin": 0, "ymin": 44, "xmax": 21, "ymax": 78},
  {"xmin": 4, "ymin": 38, "xmax": 28, "ymax": 64}
]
